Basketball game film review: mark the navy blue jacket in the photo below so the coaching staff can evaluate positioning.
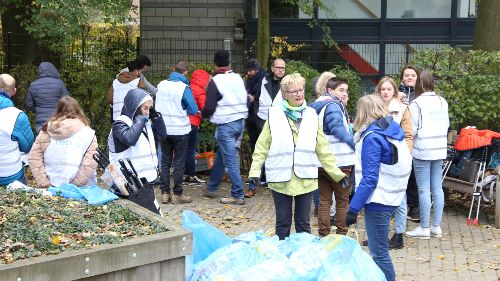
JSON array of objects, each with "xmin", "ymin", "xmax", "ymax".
[
  {"xmin": 349, "ymin": 117, "xmax": 405, "ymax": 214},
  {"xmin": 26, "ymin": 62, "xmax": 68, "ymax": 131}
]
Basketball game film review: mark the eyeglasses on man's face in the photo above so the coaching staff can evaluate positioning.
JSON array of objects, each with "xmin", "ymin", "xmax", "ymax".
[{"xmin": 287, "ymin": 88, "xmax": 304, "ymax": 96}]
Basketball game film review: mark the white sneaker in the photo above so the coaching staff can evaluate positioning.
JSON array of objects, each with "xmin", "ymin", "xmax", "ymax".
[
  {"xmin": 405, "ymin": 226, "xmax": 430, "ymax": 239},
  {"xmin": 430, "ymin": 226, "xmax": 442, "ymax": 238}
]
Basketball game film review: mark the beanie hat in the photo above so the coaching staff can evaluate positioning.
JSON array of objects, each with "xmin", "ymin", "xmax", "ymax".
[
  {"xmin": 246, "ymin": 58, "xmax": 261, "ymax": 70},
  {"xmin": 214, "ymin": 50, "xmax": 230, "ymax": 67}
]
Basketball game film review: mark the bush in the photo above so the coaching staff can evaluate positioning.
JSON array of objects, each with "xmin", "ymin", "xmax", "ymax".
[{"xmin": 413, "ymin": 47, "xmax": 500, "ymax": 131}]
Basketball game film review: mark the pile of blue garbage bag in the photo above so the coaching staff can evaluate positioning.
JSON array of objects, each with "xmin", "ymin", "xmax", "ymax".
[{"xmin": 182, "ymin": 210, "xmax": 386, "ymax": 281}]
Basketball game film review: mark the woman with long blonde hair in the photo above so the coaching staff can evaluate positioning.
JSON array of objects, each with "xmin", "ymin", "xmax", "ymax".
[
  {"xmin": 29, "ymin": 96, "xmax": 98, "ymax": 188},
  {"xmin": 346, "ymin": 94, "xmax": 412, "ymax": 281}
]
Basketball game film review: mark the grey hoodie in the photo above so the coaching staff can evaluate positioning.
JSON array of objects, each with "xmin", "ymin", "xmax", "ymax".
[{"xmin": 26, "ymin": 62, "xmax": 68, "ymax": 131}]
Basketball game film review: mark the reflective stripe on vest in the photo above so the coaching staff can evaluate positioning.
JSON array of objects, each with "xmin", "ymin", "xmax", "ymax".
[
  {"xmin": 0, "ymin": 107, "xmax": 23, "ymax": 177},
  {"xmin": 44, "ymin": 126, "xmax": 95, "ymax": 187},
  {"xmin": 210, "ymin": 72, "xmax": 248, "ymax": 124},
  {"xmin": 354, "ymin": 131, "xmax": 412, "ymax": 207},
  {"xmin": 156, "ymin": 80, "xmax": 191, "ymax": 135},
  {"xmin": 265, "ymin": 107, "xmax": 319, "ymax": 182},
  {"xmin": 318, "ymin": 102, "xmax": 355, "ymax": 167},
  {"xmin": 112, "ymin": 78, "xmax": 140, "ymax": 121},
  {"xmin": 257, "ymin": 78, "xmax": 282, "ymax": 120},
  {"xmin": 411, "ymin": 92, "xmax": 449, "ymax": 160},
  {"xmin": 108, "ymin": 115, "xmax": 158, "ymax": 182}
]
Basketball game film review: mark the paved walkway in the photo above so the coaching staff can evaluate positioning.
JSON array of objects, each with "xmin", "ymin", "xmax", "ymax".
[{"xmin": 157, "ymin": 182, "xmax": 499, "ymax": 281}]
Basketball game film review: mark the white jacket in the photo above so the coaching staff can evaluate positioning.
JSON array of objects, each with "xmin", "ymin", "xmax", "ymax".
[{"xmin": 257, "ymin": 78, "xmax": 282, "ymax": 120}]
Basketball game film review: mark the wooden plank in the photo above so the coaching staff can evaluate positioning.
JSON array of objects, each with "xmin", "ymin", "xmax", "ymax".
[{"xmin": 443, "ymin": 177, "xmax": 474, "ymax": 194}]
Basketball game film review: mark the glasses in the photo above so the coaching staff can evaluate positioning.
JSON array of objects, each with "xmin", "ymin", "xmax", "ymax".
[
  {"xmin": 287, "ymin": 88, "xmax": 304, "ymax": 96},
  {"xmin": 273, "ymin": 66, "xmax": 285, "ymax": 70}
]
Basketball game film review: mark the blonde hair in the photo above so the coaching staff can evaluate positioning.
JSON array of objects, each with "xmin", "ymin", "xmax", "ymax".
[
  {"xmin": 375, "ymin": 76, "xmax": 401, "ymax": 103},
  {"xmin": 315, "ymin": 71, "xmax": 336, "ymax": 98},
  {"xmin": 280, "ymin": 72, "xmax": 305, "ymax": 93},
  {"xmin": 42, "ymin": 96, "xmax": 89, "ymax": 132},
  {"xmin": 354, "ymin": 94, "xmax": 388, "ymax": 131}
]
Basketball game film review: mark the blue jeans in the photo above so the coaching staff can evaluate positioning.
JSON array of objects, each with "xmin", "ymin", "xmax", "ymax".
[
  {"xmin": 185, "ymin": 125, "xmax": 199, "ymax": 177},
  {"xmin": 206, "ymin": 119, "xmax": 244, "ymax": 199},
  {"xmin": 394, "ymin": 194, "xmax": 407, "ymax": 234},
  {"xmin": 365, "ymin": 209, "xmax": 396, "ymax": 281},
  {"xmin": 413, "ymin": 158, "xmax": 444, "ymax": 228},
  {"xmin": 313, "ymin": 189, "xmax": 319, "ymax": 209}
]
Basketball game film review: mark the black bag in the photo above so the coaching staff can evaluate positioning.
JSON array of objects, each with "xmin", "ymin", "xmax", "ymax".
[
  {"xmin": 459, "ymin": 159, "xmax": 481, "ymax": 182},
  {"xmin": 126, "ymin": 179, "xmax": 162, "ymax": 215}
]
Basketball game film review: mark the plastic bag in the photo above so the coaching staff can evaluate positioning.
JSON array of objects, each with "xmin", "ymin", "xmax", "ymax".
[{"xmin": 48, "ymin": 184, "xmax": 118, "ymax": 205}]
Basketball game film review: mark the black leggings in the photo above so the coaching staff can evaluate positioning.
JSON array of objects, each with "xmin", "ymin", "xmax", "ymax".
[{"xmin": 272, "ymin": 190, "xmax": 313, "ymax": 240}]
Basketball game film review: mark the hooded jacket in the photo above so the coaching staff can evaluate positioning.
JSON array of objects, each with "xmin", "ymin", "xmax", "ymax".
[
  {"xmin": 349, "ymin": 117, "xmax": 405, "ymax": 214},
  {"xmin": 0, "ymin": 92, "xmax": 34, "ymax": 185},
  {"xmin": 189, "ymin": 70, "xmax": 210, "ymax": 127},
  {"xmin": 26, "ymin": 62, "xmax": 68, "ymax": 131},
  {"xmin": 245, "ymin": 67, "xmax": 268, "ymax": 120},
  {"xmin": 28, "ymin": 118, "xmax": 98, "ymax": 188}
]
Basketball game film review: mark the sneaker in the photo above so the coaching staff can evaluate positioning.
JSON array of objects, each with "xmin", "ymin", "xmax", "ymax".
[
  {"xmin": 407, "ymin": 207, "xmax": 420, "ymax": 222},
  {"xmin": 260, "ymin": 181, "xmax": 268, "ymax": 187},
  {"xmin": 171, "ymin": 194, "xmax": 193, "ymax": 204},
  {"xmin": 202, "ymin": 186, "xmax": 219, "ymax": 198},
  {"xmin": 362, "ymin": 240, "xmax": 368, "ymax": 246},
  {"xmin": 161, "ymin": 192, "xmax": 170, "ymax": 204},
  {"xmin": 405, "ymin": 226, "xmax": 430, "ymax": 239},
  {"xmin": 388, "ymin": 233, "xmax": 404, "ymax": 249},
  {"xmin": 220, "ymin": 197, "xmax": 245, "ymax": 205},
  {"xmin": 430, "ymin": 225, "xmax": 442, "ymax": 238},
  {"xmin": 330, "ymin": 215, "xmax": 336, "ymax": 226},
  {"xmin": 188, "ymin": 176, "xmax": 206, "ymax": 185},
  {"xmin": 244, "ymin": 189, "xmax": 257, "ymax": 198}
]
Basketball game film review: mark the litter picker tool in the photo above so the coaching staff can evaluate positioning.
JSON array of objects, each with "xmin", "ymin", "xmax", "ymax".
[{"xmin": 466, "ymin": 147, "xmax": 488, "ymax": 226}]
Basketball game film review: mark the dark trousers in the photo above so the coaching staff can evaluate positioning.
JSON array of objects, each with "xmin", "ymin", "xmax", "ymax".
[
  {"xmin": 318, "ymin": 168, "xmax": 351, "ymax": 236},
  {"xmin": 160, "ymin": 134, "xmax": 189, "ymax": 195},
  {"xmin": 184, "ymin": 125, "xmax": 199, "ymax": 177},
  {"xmin": 272, "ymin": 190, "xmax": 313, "ymax": 240},
  {"xmin": 406, "ymin": 168, "xmax": 419, "ymax": 209},
  {"xmin": 246, "ymin": 117, "xmax": 259, "ymax": 152}
]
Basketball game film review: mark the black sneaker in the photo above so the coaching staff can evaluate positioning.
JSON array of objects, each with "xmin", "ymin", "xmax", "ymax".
[
  {"xmin": 330, "ymin": 215, "xmax": 336, "ymax": 226},
  {"xmin": 388, "ymin": 233, "xmax": 404, "ymax": 250},
  {"xmin": 188, "ymin": 176, "xmax": 206, "ymax": 185},
  {"xmin": 407, "ymin": 207, "xmax": 420, "ymax": 222}
]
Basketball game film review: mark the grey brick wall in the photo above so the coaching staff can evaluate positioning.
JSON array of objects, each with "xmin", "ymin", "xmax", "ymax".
[{"xmin": 140, "ymin": 0, "xmax": 246, "ymax": 72}]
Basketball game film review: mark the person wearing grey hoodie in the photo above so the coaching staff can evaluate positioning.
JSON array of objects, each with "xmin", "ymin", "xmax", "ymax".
[{"xmin": 26, "ymin": 62, "xmax": 68, "ymax": 132}]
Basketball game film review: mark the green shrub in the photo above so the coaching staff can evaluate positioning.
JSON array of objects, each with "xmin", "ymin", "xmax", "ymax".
[{"xmin": 413, "ymin": 47, "xmax": 500, "ymax": 131}]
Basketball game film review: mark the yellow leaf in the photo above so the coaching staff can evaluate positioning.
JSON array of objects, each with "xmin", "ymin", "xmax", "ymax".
[
  {"xmin": 52, "ymin": 236, "xmax": 60, "ymax": 245},
  {"xmin": 437, "ymin": 255, "xmax": 445, "ymax": 260}
]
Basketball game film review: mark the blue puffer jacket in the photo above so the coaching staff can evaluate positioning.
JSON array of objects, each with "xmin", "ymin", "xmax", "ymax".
[
  {"xmin": 26, "ymin": 62, "xmax": 68, "ymax": 131},
  {"xmin": 309, "ymin": 99, "xmax": 355, "ymax": 150},
  {"xmin": 349, "ymin": 116, "xmax": 404, "ymax": 214},
  {"xmin": 0, "ymin": 92, "xmax": 35, "ymax": 185}
]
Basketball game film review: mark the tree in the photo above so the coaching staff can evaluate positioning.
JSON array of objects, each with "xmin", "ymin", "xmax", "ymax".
[
  {"xmin": 472, "ymin": 0, "xmax": 500, "ymax": 51},
  {"xmin": 256, "ymin": 0, "xmax": 270, "ymax": 67},
  {"xmin": 0, "ymin": 0, "xmax": 133, "ymax": 66}
]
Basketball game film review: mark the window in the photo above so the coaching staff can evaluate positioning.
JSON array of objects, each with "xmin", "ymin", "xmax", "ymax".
[
  {"xmin": 457, "ymin": 0, "xmax": 476, "ymax": 17},
  {"xmin": 387, "ymin": 0, "xmax": 452, "ymax": 18},
  {"xmin": 253, "ymin": 0, "xmax": 312, "ymax": 19},
  {"xmin": 318, "ymin": 0, "xmax": 381, "ymax": 19}
]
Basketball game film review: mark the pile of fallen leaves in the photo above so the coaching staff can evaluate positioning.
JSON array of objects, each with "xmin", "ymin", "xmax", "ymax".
[{"xmin": 0, "ymin": 189, "xmax": 167, "ymax": 264}]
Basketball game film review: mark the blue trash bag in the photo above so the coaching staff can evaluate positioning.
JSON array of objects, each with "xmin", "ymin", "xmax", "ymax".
[
  {"xmin": 48, "ymin": 184, "xmax": 118, "ymax": 205},
  {"xmin": 317, "ymin": 235, "xmax": 386, "ymax": 281},
  {"xmin": 48, "ymin": 184, "xmax": 85, "ymax": 200},
  {"xmin": 192, "ymin": 239, "xmax": 286, "ymax": 281},
  {"xmin": 287, "ymin": 243, "xmax": 330, "ymax": 281},
  {"xmin": 232, "ymin": 230, "xmax": 265, "ymax": 244}
]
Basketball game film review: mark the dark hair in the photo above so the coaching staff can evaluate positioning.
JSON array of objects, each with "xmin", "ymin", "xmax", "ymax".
[
  {"xmin": 214, "ymin": 50, "xmax": 230, "ymax": 67},
  {"xmin": 416, "ymin": 69, "xmax": 435, "ymax": 96},
  {"xmin": 127, "ymin": 60, "xmax": 142, "ymax": 72},
  {"xmin": 174, "ymin": 60, "xmax": 190, "ymax": 73},
  {"xmin": 136, "ymin": 55, "xmax": 151, "ymax": 67},
  {"xmin": 399, "ymin": 65, "xmax": 420, "ymax": 81},
  {"xmin": 326, "ymin": 77, "xmax": 348, "ymax": 90}
]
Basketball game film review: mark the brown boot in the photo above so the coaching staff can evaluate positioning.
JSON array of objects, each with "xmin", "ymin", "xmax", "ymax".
[
  {"xmin": 171, "ymin": 194, "xmax": 193, "ymax": 204},
  {"xmin": 220, "ymin": 197, "xmax": 245, "ymax": 205},
  {"xmin": 161, "ymin": 192, "xmax": 170, "ymax": 204},
  {"xmin": 244, "ymin": 189, "xmax": 256, "ymax": 198}
]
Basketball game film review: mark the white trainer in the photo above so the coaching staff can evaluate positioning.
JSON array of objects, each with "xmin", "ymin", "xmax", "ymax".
[
  {"xmin": 430, "ymin": 226, "xmax": 442, "ymax": 238},
  {"xmin": 405, "ymin": 226, "xmax": 430, "ymax": 239}
]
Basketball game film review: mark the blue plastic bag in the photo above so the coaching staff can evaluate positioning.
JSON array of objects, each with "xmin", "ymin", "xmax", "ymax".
[{"xmin": 48, "ymin": 184, "xmax": 118, "ymax": 205}]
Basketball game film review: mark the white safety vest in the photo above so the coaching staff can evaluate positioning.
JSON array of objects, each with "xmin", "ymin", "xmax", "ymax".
[
  {"xmin": 355, "ymin": 131, "xmax": 412, "ymax": 207},
  {"xmin": 318, "ymin": 102, "xmax": 355, "ymax": 167},
  {"xmin": 210, "ymin": 72, "xmax": 248, "ymax": 124},
  {"xmin": 0, "ymin": 107, "xmax": 23, "ymax": 177},
  {"xmin": 387, "ymin": 99, "xmax": 406, "ymax": 125},
  {"xmin": 112, "ymin": 78, "xmax": 140, "ymax": 121},
  {"xmin": 44, "ymin": 126, "xmax": 95, "ymax": 187},
  {"xmin": 156, "ymin": 80, "xmax": 191, "ymax": 135},
  {"xmin": 265, "ymin": 107, "xmax": 319, "ymax": 182},
  {"xmin": 410, "ymin": 92, "xmax": 449, "ymax": 160},
  {"xmin": 257, "ymin": 78, "xmax": 282, "ymax": 120},
  {"xmin": 108, "ymin": 115, "xmax": 158, "ymax": 182}
]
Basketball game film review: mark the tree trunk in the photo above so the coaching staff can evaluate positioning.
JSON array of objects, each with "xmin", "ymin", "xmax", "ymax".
[
  {"xmin": 472, "ymin": 0, "xmax": 500, "ymax": 51},
  {"xmin": 256, "ymin": 0, "xmax": 270, "ymax": 67}
]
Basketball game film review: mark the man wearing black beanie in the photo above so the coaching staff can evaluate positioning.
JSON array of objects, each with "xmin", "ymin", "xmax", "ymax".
[{"xmin": 201, "ymin": 50, "xmax": 248, "ymax": 205}]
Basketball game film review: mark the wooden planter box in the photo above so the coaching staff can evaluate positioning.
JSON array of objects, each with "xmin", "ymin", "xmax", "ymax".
[{"xmin": 0, "ymin": 200, "xmax": 192, "ymax": 281}]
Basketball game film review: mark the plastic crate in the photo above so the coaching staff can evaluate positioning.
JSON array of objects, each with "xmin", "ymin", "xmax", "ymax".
[{"xmin": 195, "ymin": 151, "xmax": 215, "ymax": 172}]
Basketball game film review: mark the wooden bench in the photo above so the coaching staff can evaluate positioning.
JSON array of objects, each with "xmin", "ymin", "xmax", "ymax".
[{"xmin": 443, "ymin": 176, "xmax": 499, "ymax": 228}]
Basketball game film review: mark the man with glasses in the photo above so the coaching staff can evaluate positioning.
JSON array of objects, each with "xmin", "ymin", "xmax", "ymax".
[{"xmin": 244, "ymin": 58, "xmax": 287, "ymax": 198}]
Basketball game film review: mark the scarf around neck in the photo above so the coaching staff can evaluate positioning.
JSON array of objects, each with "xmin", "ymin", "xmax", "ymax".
[{"xmin": 281, "ymin": 99, "xmax": 307, "ymax": 121}]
